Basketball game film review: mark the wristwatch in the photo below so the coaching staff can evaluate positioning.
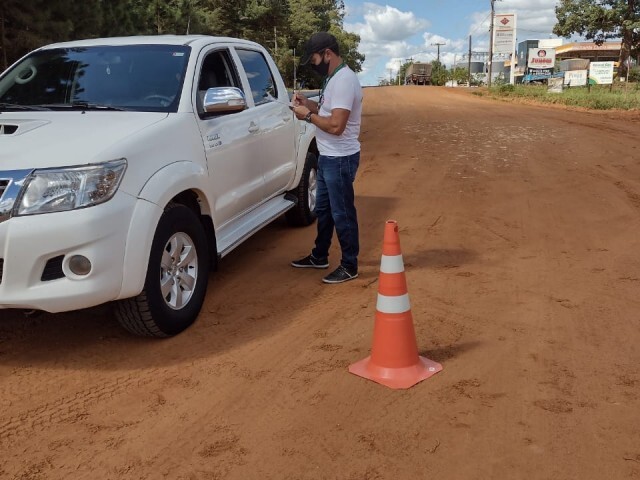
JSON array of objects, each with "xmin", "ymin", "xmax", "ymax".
[{"xmin": 304, "ymin": 112, "xmax": 313, "ymax": 123}]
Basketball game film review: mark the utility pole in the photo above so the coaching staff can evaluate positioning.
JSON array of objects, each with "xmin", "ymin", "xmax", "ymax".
[
  {"xmin": 274, "ymin": 26, "xmax": 277, "ymax": 56},
  {"xmin": 0, "ymin": 11, "xmax": 6, "ymax": 70},
  {"xmin": 432, "ymin": 42, "xmax": 446, "ymax": 63},
  {"xmin": 468, "ymin": 36, "xmax": 472, "ymax": 86},
  {"xmin": 488, "ymin": 0, "xmax": 495, "ymax": 87}
]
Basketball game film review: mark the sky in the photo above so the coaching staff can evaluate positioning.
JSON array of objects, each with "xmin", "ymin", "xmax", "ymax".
[{"xmin": 342, "ymin": 0, "xmax": 567, "ymax": 85}]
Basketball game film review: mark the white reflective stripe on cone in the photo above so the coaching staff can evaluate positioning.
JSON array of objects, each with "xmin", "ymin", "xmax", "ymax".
[
  {"xmin": 376, "ymin": 293, "xmax": 411, "ymax": 314},
  {"xmin": 380, "ymin": 254, "xmax": 404, "ymax": 274}
]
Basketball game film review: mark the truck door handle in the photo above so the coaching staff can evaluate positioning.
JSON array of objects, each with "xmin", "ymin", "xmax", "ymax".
[{"xmin": 248, "ymin": 122, "xmax": 259, "ymax": 133}]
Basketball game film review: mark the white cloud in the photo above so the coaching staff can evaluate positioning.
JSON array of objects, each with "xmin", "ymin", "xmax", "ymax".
[
  {"xmin": 360, "ymin": 3, "xmax": 430, "ymax": 42},
  {"xmin": 469, "ymin": 0, "xmax": 561, "ymax": 42},
  {"xmin": 345, "ymin": 0, "xmax": 574, "ymax": 85},
  {"xmin": 344, "ymin": 3, "xmax": 431, "ymax": 83}
]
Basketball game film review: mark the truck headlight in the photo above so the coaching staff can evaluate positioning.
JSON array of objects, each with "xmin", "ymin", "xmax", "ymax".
[{"xmin": 15, "ymin": 159, "xmax": 127, "ymax": 216}]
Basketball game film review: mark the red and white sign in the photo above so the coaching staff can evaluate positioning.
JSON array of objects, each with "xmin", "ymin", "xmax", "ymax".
[
  {"xmin": 528, "ymin": 48, "xmax": 556, "ymax": 69},
  {"xmin": 493, "ymin": 14, "xmax": 516, "ymax": 54}
]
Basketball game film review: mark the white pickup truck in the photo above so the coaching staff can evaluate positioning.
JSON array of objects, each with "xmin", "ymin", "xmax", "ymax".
[{"xmin": 0, "ymin": 35, "xmax": 318, "ymax": 337}]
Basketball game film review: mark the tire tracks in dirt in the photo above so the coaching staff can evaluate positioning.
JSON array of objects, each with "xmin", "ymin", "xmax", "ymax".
[{"xmin": 0, "ymin": 370, "xmax": 158, "ymax": 445}]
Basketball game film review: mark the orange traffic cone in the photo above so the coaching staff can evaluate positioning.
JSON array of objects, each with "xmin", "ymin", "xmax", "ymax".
[{"xmin": 349, "ymin": 220, "xmax": 442, "ymax": 389}]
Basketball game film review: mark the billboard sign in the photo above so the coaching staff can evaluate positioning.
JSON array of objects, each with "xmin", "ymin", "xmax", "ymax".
[
  {"xmin": 589, "ymin": 61, "xmax": 614, "ymax": 84},
  {"xmin": 528, "ymin": 48, "xmax": 556, "ymax": 69},
  {"xmin": 493, "ymin": 14, "xmax": 516, "ymax": 54},
  {"xmin": 564, "ymin": 70, "xmax": 588, "ymax": 86}
]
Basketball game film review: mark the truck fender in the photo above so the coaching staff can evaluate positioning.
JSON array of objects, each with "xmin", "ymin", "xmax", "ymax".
[
  {"xmin": 137, "ymin": 161, "xmax": 210, "ymax": 212},
  {"xmin": 290, "ymin": 128, "xmax": 318, "ymax": 189},
  {"xmin": 117, "ymin": 161, "xmax": 211, "ymax": 300}
]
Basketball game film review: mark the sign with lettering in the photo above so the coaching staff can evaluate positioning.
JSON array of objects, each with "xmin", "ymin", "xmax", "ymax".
[
  {"xmin": 589, "ymin": 62, "xmax": 614, "ymax": 85},
  {"xmin": 493, "ymin": 14, "xmax": 516, "ymax": 54},
  {"xmin": 528, "ymin": 48, "xmax": 556, "ymax": 69},
  {"xmin": 563, "ymin": 70, "xmax": 588, "ymax": 86}
]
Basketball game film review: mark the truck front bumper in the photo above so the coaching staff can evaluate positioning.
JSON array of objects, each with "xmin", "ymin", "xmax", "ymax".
[{"xmin": 0, "ymin": 192, "xmax": 139, "ymax": 313}]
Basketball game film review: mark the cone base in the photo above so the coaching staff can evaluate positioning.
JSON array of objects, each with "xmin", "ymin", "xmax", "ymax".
[{"xmin": 348, "ymin": 355, "xmax": 442, "ymax": 389}]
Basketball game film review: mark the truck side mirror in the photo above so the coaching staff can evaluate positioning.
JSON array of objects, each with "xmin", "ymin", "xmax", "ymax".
[{"xmin": 202, "ymin": 87, "xmax": 247, "ymax": 114}]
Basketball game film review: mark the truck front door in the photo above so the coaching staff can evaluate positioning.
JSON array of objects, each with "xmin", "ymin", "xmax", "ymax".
[{"xmin": 195, "ymin": 47, "xmax": 265, "ymax": 228}]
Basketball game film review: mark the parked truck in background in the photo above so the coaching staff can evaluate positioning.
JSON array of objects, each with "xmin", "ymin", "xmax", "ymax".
[
  {"xmin": 405, "ymin": 62, "xmax": 433, "ymax": 85},
  {"xmin": 0, "ymin": 35, "xmax": 318, "ymax": 337}
]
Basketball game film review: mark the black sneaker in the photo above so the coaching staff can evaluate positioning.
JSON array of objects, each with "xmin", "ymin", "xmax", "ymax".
[
  {"xmin": 322, "ymin": 265, "xmax": 358, "ymax": 284},
  {"xmin": 291, "ymin": 254, "xmax": 329, "ymax": 269}
]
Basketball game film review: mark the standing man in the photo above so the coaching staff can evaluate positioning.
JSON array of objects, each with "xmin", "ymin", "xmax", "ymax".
[{"xmin": 290, "ymin": 32, "xmax": 363, "ymax": 284}]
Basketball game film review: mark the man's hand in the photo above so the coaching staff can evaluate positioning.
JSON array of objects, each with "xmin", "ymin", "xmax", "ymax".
[
  {"xmin": 292, "ymin": 92, "xmax": 308, "ymax": 108},
  {"xmin": 292, "ymin": 105, "xmax": 311, "ymax": 121}
]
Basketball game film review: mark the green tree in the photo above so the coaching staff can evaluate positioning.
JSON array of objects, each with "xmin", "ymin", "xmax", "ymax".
[
  {"xmin": 243, "ymin": 0, "xmax": 290, "ymax": 46},
  {"xmin": 93, "ymin": 0, "xmax": 133, "ymax": 36},
  {"xmin": 430, "ymin": 60, "xmax": 447, "ymax": 86},
  {"xmin": 288, "ymin": 0, "xmax": 363, "ymax": 89},
  {"xmin": 0, "ymin": 0, "xmax": 76, "ymax": 69},
  {"xmin": 0, "ymin": 0, "xmax": 364, "ymax": 90},
  {"xmin": 398, "ymin": 60, "xmax": 410, "ymax": 84},
  {"xmin": 448, "ymin": 66, "xmax": 470, "ymax": 84},
  {"xmin": 553, "ymin": 0, "xmax": 640, "ymax": 77}
]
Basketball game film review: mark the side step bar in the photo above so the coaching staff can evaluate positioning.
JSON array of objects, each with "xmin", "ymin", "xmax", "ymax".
[{"xmin": 216, "ymin": 195, "xmax": 295, "ymax": 259}]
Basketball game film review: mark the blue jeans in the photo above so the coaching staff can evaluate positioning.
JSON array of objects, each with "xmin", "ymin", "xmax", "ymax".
[{"xmin": 312, "ymin": 152, "xmax": 360, "ymax": 271}]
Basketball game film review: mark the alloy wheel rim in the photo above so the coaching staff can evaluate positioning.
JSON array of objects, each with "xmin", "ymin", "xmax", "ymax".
[
  {"xmin": 160, "ymin": 232, "xmax": 198, "ymax": 310},
  {"xmin": 308, "ymin": 168, "xmax": 317, "ymax": 212}
]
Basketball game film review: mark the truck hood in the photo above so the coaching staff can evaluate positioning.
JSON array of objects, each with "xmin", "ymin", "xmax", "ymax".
[{"xmin": 0, "ymin": 112, "xmax": 168, "ymax": 171}]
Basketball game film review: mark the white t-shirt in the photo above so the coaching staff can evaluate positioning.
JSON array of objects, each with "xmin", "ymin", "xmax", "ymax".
[{"xmin": 316, "ymin": 66, "xmax": 363, "ymax": 157}]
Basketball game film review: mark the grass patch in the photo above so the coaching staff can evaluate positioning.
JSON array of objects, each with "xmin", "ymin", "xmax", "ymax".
[{"xmin": 486, "ymin": 83, "xmax": 640, "ymax": 110}]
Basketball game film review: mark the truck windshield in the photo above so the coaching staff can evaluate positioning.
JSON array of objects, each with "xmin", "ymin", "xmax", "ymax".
[{"xmin": 0, "ymin": 44, "xmax": 190, "ymax": 112}]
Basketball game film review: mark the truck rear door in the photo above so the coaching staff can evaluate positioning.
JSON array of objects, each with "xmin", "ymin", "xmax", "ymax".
[{"xmin": 233, "ymin": 47, "xmax": 296, "ymax": 200}]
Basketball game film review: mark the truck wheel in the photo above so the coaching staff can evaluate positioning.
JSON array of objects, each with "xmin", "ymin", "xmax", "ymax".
[
  {"xmin": 115, "ymin": 203, "xmax": 210, "ymax": 337},
  {"xmin": 285, "ymin": 151, "xmax": 318, "ymax": 226}
]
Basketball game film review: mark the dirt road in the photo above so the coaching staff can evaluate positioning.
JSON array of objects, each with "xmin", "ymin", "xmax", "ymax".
[{"xmin": 2, "ymin": 86, "xmax": 640, "ymax": 479}]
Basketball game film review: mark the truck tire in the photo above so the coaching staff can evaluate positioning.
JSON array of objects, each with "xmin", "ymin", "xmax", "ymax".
[
  {"xmin": 285, "ymin": 151, "xmax": 318, "ymax": 226},
  {"xmin": 115, "ymin": 203, "xmax": 210, "ymax": 337}
]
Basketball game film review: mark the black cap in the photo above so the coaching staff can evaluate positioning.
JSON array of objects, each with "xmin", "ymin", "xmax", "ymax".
[{"xmin": 300, "ymin": 32, "xmax": 340, "ymax": 65}]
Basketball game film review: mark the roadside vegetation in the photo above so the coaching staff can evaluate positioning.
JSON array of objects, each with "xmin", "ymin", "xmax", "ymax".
[
  {"xmin": 477, "ymin": 82, "xmax": 640, "ymax": 110},
  {"xmin": 0, "ymin": 0, "xmax": 363, "ymax": 90}
]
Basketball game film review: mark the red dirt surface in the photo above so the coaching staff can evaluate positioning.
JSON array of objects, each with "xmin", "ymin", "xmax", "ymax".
[{"xmin": 2, "ymin": 86, "xmax": 640, "ymax": 479}]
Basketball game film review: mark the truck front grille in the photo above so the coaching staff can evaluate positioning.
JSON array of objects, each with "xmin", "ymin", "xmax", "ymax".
[
  {"xmin": 41, "ymin": 255, "xmax": 65, "ymax": 281},
  {"xmin": 0, "ymin": 170, "xmax": 33, "ymax": 224}
]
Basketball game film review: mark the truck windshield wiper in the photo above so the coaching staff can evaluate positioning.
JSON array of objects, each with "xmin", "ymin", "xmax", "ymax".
[
  {"xmin": 0, "ymin": 103, "xmax": 52, "ymax": 111},
  {"xmin": 71, "ymin": 101, "xmax": 127, "ymax": 111},
  {"xmin": 39, "ymin": 102, "xmax": 128, "ymax": 111}
]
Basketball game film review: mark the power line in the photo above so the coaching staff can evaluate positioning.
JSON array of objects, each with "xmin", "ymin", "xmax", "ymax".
[
  {"xmin": 431, "ymin": 42, "xmax": 446, "ymax": 63},
  {"xmin": 469, "ymin": 13, "xmax": 491, "ymax": 36}
]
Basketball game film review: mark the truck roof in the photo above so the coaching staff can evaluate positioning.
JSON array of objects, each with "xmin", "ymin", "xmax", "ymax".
[{"xmin": 40, "ymin": 35, "xmax": 259, "ymax": 50}]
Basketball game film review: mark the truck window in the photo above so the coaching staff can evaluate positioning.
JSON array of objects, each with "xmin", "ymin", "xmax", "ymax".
[
  {"xmin": 235, "ymin": 49, "xmax": 278, "ymax": 106},
  {"xmin": 197, "ymin": 49, "xmax": 240, "ymax": 111},
  {"xmin": 198, "ymin": 49, "xmax": 239, "ymax": 90}
]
